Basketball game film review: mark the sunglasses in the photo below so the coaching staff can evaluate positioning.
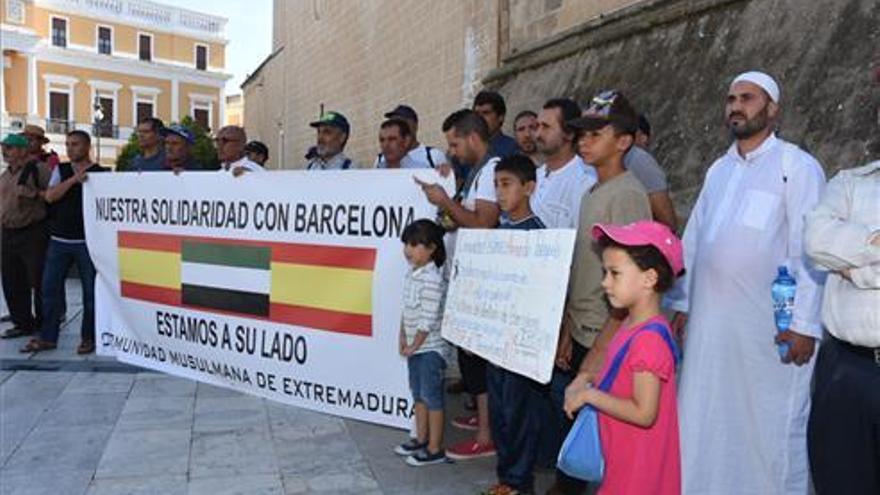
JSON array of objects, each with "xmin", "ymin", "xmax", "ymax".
[{"xmin": 213, "ymin": 137, "xmax": 241, "ymax": 145}]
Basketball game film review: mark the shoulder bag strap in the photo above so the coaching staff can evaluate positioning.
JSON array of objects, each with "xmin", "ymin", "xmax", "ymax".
[{"xmin": 597, "ymin": 322, "xmax": 679, "ymax": 392}]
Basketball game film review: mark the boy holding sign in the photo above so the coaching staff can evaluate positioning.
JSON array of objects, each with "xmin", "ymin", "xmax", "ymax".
[{"xmin": 484, "ymin": 154, "xmax": 547, "ymax": 495}]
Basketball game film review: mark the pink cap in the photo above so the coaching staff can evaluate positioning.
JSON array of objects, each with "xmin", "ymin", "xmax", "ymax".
[{"xmin": 591, "ymin": 220, "xmax": 684, "ymax": 276}]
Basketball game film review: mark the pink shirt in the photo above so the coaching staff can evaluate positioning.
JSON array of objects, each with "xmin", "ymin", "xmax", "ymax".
[{"xmin": 596, "ymin": 315, "xmax": 681, "ymax": 495}]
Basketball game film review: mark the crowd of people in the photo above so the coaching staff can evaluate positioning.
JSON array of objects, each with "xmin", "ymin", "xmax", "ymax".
[{"xmin": 0, "ymin": 69, "xmax": 876, "ymax": 495}]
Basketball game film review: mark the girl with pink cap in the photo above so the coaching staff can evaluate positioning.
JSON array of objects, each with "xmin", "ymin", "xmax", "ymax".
[{"xmin": 563, "ymin": 220, "xmax": 684, "ymax": 495}]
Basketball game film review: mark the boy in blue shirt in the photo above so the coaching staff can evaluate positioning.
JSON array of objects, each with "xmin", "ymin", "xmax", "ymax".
[{"xmin": 485, "ymin": 154, "xmax": 546, "ymax": 495}]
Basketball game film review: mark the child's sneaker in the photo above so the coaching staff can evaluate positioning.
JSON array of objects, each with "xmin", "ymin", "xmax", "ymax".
[
  {"xmin": 451, "ymin": 414, "xmax": 479, "ymax": 431},
  {"xmin": 445, "ymin": 439, "xmax": 496, "ymax": 460},
  {"xmin": 405, "ymin": 449, "xmax": 450, "ymax": 467},
  {"xmin": 393, "ymin": 439, "xmax": 426, "ymax": 456}
]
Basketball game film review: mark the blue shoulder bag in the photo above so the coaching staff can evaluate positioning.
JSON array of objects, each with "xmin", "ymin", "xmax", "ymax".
[{"xmin": 557, "ymin": 322, "xmax": 680, "ymax": 482}]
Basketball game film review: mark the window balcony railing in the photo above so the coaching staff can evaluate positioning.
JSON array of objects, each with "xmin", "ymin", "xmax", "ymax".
[{"xmin": 46, "ymin": 119, "xmax": 74, "ymax": 135}]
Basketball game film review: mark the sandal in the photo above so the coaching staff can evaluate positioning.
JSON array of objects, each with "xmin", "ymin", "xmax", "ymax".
[
  {"xmin": 77, "ymin": 340, "xmax": 95, "ymax": 355},
  {"xmin": 20, "ymin": 338, "xmax": 57, "ymax": 353}
]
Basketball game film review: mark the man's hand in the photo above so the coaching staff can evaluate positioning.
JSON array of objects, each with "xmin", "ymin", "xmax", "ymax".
[
  {"xmin": 232, "ymin": 167, "xmax": 247, "ymax": 177},
  {"xmin": 775, "ymin": 329, "xmax": 816, "ymax": 366},
  {"xmin": 413, "ymin": 177, "xmax": 451, "ymax": 207},
  {"xmin": 671, "ymin": 312, "xmax": 688, "ymax": 342},
  {"xmin": 555, "ymin": 314, "xmax": 574, "ymax": 370}
]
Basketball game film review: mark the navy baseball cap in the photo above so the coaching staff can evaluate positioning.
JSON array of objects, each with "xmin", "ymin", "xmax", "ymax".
[
  {"xmin": 245, "ymin": 140, "xmax": 269, "ymax": 157},
  {"xmin": 384, "ymin": 104, "xmax": 418, "ymax": 122},
  {"xmin": 309, "ymin": 111, "xmax": 350, "ymax": 134},
  {"xmin": 162, "ymin": 124, "xmax": 195, "ymax": 145}
]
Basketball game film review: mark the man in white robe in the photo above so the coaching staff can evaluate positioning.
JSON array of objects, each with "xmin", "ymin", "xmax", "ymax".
[{"xmin": 667, "ymin": 71, "xmax": 826, "ymax": 494}]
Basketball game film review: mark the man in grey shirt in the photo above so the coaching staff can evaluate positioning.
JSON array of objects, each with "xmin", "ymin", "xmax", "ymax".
[
  {"xmin": 130, "ymin": 117, "xmax": 167, "ymax": 172},
  {"xmin": 623, "ymin": 144, "xmax": 678, "ymax": 231}
]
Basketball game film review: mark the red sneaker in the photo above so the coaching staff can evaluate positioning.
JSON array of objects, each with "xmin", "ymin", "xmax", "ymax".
[
  {"xmin": 446, "ymin": 439, "xmax": 496, "ymax": 460},
  {"xmin": 452, "ymin": 414, "xmax": 479, "ymax": 431}
]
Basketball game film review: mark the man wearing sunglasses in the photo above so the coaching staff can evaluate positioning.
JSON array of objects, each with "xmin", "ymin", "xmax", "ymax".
[
  {"xmin": 214, "ymin": 126, "xmax": 263, "ymax": 176},
  {"xmin": 666, "ymin": 71, "xmax": 826, "ymax": 495}
]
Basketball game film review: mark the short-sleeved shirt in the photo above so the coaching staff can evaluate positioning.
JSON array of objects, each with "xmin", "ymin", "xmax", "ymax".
[
  {"xmin": 596, "ymin": 315, "xmax": 680, "ymax": 495},
  {"xmin": 0, "ymin": 161, "xmax": 49, "ymax": 228},
  {"xmin": 567, "ymin": 171, "xmax": 651, "ymax": 346},
  {"xmin": 531, "ymin": 155, "xmax": 597, "ymax": 229},
  {"xmin": 402, "ymin": 262, "xmax": 449, "ymax": 359},
  {"xmin": 499, "ymin": 214, "xmax": 545, "ymax": 230},
  {"xmin": 306, "ymin": 153, "xmax": 356, "ymax": 170},
  {"xmin": 374, "ymin": 145, "xmax": 448, "ymax": 169},
  {"xmin": 623, "ymin": 146, "xmax": 668, "ymax": 193},
  {"xmin": 489, "ymin": 133, "xmax": 519, "ymax": 159},
  {"xmin": 461, "ymin": 156, "xmax": 499, "ymax": 212},
  {"xmin": 219, "ymin": 156, "xmax": 264, "ymax": 173},
  {"xmin": 130, "ymin": 150, "xmax": 167, "ymax": 172}
]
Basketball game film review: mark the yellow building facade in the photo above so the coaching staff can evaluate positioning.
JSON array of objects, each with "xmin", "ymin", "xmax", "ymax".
[{"xmin": 1, "ymin": 0, "xmax": 230, "ymax": 163}]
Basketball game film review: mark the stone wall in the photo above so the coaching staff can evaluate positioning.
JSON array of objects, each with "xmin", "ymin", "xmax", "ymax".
[
  {"xmin": 260, "ymin": 0, "xmax": 502, "ymax": 169},
  {"xmin": 487, "ymin": 0, "xmax": 880, "ymax": 214},
  {"xmin": 506, "ymin": 0, "xmax": 642, "ymax": 53}
]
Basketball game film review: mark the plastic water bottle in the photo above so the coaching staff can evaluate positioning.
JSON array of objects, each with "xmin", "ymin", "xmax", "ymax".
[{"xmin": 771, "ymin": 266, "xmax": 796, "ymax": 359}]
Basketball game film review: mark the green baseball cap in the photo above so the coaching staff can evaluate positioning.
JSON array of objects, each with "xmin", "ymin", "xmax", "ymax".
[
  {"xmin": 0, "ymin": 134, "xmax": 29, "ymax": 148},
  {"xmin": 309, "ymin": 111, "xmax": 350, "ymax": 134}
]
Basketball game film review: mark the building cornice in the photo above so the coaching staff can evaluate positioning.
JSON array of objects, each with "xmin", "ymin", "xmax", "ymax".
[
  {"xmin": 34, "ymin": 0, "xmax": 229, "ymax": 44},
  {"xmin": 35, "ymin": 43, "xmax": 231, "ymax": 88},
  {"xmin": 0, "ymin": 23, "xmax": 41, "ymax": 52}
]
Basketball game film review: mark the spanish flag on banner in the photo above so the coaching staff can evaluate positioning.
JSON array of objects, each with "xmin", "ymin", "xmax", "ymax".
[{"xmin": 117, "ymin": 231, "xmax": 376, "ymax": 336}]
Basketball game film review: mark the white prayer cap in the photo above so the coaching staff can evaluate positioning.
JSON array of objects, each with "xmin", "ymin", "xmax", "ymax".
[{"xmin": 730, "ymin": 71, "xmax": 780, "ymax": 103}]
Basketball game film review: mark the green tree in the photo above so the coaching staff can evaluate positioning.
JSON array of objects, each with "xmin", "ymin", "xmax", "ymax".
[{"xmin": 115, "ymin": 116, "xmax": 219, "ymax": 171}]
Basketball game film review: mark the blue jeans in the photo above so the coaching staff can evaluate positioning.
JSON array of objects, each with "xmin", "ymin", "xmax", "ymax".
[
  {"xmin": 40, "ymin": 240, "xmax": 95, "ymax": 343},
  {"xmin": 408, "ymin": 351, "xmax": 446, "ymax": 410},
  {"xmin": 487, "ymin": 363, "xmax": 550, "ymax": 492}
]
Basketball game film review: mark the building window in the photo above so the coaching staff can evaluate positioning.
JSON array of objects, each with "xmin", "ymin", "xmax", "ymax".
[
  {"xmin": 138, "ymin": 33, "xmax": 152, "ymax": 61},
  {"xmin": 98, "ymin": 26, "xmax": 112, "ymax": 55},
  {"xmin": 48, "ymin": 91, "xmax": 71, "ymax": 134},
  {"xmin": 51, "ymin": 17, "xmax": 67, "ymax": 47},
  {"xmin": 193, "ymin": 108, "xmax": 210, "ymax": 131},
  {"xmin": 195, "ymin": 45, "xmax": 207, "ymax": 71},
  {"xmin": 136, "ymin": 101, "xmax": 154, "ymax": 123}
]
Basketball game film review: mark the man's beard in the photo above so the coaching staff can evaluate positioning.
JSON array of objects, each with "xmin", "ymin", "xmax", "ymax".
[{"xmin": 727, "ymin": 104, "xmax": 770, "ymax": 139}]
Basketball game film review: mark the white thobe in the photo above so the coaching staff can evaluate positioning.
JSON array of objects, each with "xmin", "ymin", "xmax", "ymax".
[{"xmin": 667, "ymin": 134, "xmax": 826, "ymax": 495}]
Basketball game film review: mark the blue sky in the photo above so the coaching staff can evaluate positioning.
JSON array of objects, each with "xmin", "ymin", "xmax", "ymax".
[{"xmin": 180, "ymin": 0, "xmax": 273, "ymax": 95}]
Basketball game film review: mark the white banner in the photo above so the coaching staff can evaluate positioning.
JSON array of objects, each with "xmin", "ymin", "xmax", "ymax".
[
  {"xmin": 85, "ymin": 169, "xmax": 453, "ymax": 429},
  {"xmin": 442, "ymin": 228, "xmax": 576, "ymax": 383}
]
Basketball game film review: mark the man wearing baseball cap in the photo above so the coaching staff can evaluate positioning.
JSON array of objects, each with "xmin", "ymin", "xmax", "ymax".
[
  {"xmin": 0, "ymin": 134, "xmax": 50, "ymax": 339},
  {"xmin": 550, "ymin": 90, "xmax": 652, "ymax": 495},
  {"xmin": 666, "ymin": 71, "xmax": 826, "ymax": 495},
  {"xmin": 162, "ymin": 124, "xmax": 202, "ymax": 172},
  {"xmin": 375, "ymin": 104, "xmax": 447, "ymax": 169},
  {"xmin": 245, "ymin": 140, "xmax": 269, "ymax": 167},
  {"xmin": 305, "ymin": 111, "xmax": 358, "ymax": 170},
  {"xmin": 21, "ymin": 125, "xmax": 60, "ymax": 171}
]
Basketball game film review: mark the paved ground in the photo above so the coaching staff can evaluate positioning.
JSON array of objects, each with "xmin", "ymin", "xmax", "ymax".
[{"xmin": 0, "ymin": 281, "xmax": 557, "ymax": 494}]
